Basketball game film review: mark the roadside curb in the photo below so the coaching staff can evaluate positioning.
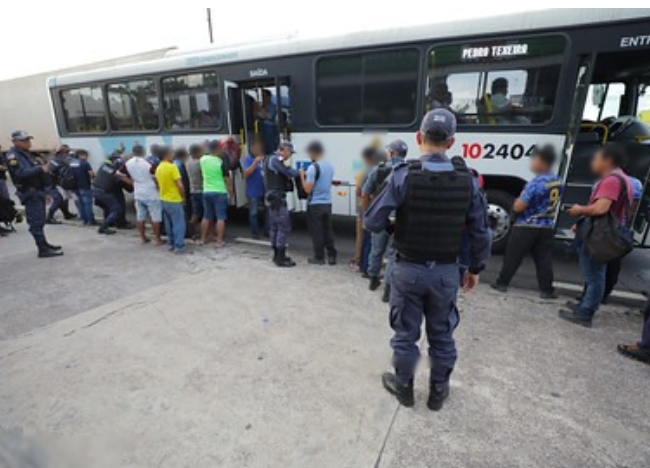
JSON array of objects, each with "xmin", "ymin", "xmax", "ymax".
[{"xmin": 554, "ymin": 281, "xmax": 646, "ymax": 308}]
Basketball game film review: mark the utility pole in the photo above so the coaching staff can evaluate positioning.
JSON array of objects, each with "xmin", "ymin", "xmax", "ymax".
[{"xmin": 207, "ymin": 8, "xmax": 214, "ymax": 44}]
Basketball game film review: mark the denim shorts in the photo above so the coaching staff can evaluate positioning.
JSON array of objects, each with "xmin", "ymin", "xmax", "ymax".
[
  {"xmin": 135, "ymin": 198, "xmax": 162, "ymax": 223},
  {"xmin": 203, "ymin": 192, "xmax": 228, "ymax": 221},
  {"xmin": 190, "ymin": 193, "xmax": 204, "ymax": 217}
]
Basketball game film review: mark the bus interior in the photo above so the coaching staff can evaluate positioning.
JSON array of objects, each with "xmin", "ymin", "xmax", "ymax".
[
  {"xmin": 226, "ymin": 78, "xmax": 291, "ymax": 156},
  {"xmin": 558, "ymin": 48, "xmax": 650, "ymax": 245}
]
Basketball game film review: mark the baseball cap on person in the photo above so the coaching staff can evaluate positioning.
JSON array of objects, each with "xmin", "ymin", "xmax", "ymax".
[
  {"xmin": 420, "ymin": 109, "xmax": 456, "ymax": 141},
  {"xmin": 305, "ymin": 140, "xmax": 324, "ymax": 154},
  {"xmin": 386, "ymin": 139, "xmax": 408, "ymax": 156},
  {"xmin": 11, "ymin": 130, "xmax": 33, "ymax": 141},
  {"xmin": 278, "ymin": 140, "xmax": 295, "ymax": 153}
]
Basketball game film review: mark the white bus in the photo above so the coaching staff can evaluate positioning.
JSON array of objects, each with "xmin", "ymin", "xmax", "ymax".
[{"xmin": 46, "ymin": 8, "xmax": 650, "ymax": 251}]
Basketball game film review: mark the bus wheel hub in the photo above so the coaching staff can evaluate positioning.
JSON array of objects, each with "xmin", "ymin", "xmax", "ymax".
[{"xmin": 487, "ymin": 203, "xmax": 511, "ymax": 242}]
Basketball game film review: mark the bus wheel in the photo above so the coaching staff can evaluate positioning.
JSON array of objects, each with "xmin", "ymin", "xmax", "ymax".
[{"xmin": 486, "ymin": 189, "xmax": 514, "ymax": 254}]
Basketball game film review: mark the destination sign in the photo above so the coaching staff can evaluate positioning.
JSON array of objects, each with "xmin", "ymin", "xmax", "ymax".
[{"xmin": 461, "ymin": 43, "xmax": 529, "ymax": 60}]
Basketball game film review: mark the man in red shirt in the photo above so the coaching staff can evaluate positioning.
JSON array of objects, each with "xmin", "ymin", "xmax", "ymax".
[{"xmin": 560, "ymin": 144, "xmax": 633, "ymax": 327}]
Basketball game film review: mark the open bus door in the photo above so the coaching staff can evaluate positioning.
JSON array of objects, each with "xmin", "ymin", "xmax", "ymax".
[
  {"xmin": 555, "ymin": 55, "xmax": 596, "ymax": 241},
  {"xmin": 225, "ymin": 77, "xmax": 294, "ymax": 208}
]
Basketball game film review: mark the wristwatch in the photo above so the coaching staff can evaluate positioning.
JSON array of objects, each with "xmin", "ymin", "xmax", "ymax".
[{"xmin": 468, "ymin": 264, "xmax": 485, "ymax": 275}]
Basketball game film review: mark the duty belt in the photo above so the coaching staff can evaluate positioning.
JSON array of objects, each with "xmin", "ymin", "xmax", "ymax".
[{"xmin": 395, "ymin": 252, "xmax": 458, "ymax": 267}]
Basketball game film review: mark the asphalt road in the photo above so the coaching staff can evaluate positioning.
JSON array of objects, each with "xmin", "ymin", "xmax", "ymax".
[{"xmin": 1, "ymin": 223, "xmax": 649, "ymax": 467}]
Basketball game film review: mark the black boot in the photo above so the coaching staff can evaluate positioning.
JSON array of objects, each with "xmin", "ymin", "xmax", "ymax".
[
  {"xmin": 369, "ymin": 276, "xmax": 381, "ymax": 291},
  {"xmin": 46, "ymin": 217, "xmax": 62, "ymax": 225},
  {"xmin": 381, "ymin": 284, "xmax": 391, "ymax": 303},
  {"xmin": 38, "ymin": 243, "xmax": 63, "ymax": 258},
  {"xmin": 275, "ymin": 248, "xmax": 296, "ymax": 268},
  {"xmin": 381, "ymin": 372, "xmax": 414, "ymax": 407},
  {"xmin": 98, "ymin": 226, "xmax": 116, "ymax": 235},
  {"xmin": 427, "ymin": 382, "xmax": 450, "ymax": 411},
  {"xmin": 46, "ymin": 242, "xmax": 62, "ymax": 251},
  {"xmin": 62, "ymin": 201, "xmax": 77, "ymax": 220},
  {"xmin": 272, "ymin": 247, "xmax": 279, "ymax": 264}
]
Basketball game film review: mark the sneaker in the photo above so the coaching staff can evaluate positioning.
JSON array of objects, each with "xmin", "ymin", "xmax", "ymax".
[
  {"xmin": 617, "ymin": 344, "xmax": 650, "ymax": 365},
  {"xmin": 558, "ymin": 309, "xmax": 592, "ymax": 328},
  {"xmin": 381, "ymin": 372, "xmax": 414, "ymax": 408},
  {"xmin": 308, "ymin": 258, "xmax": 325, "ymax": 265},
  {"xmin": 540, "ymin": 290, "xmax": 559, "ymax": 300},
  {"xmin": 565, "ymin": 301, "xmax": 579, "ymax": 312},
  {"xmin": 369, "ymin": 276, "xmax": 381, "ymax": 291},
  {"xmin": 490, "ymin": 283, "xmax": 507, "ymax": 293},
  {"xmin": 427, "ymin": 383, "xmax": 450, "ymax": 411}
]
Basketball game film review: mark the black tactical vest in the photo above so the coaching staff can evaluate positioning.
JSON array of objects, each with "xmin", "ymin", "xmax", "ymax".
[
  {"xmin": 93, "ymin": 163, "xmax": 117, "ymax": 191},
  {"xmin": 264, "ymin": 156, "xmax": 293, "ymax": 194},
  {"xmin": 394, "ymin": 159, "xmax": 472, "ymax": 263}
]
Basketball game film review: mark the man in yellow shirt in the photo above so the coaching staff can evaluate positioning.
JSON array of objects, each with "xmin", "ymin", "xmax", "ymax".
[{"xmin": 155, "ymin": 146, "xmax": 187, "ymax": 253}]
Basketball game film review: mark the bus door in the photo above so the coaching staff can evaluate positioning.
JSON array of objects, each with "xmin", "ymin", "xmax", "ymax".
[
  {"xmin": 556, "ymin": 55, "xmax": 596, "ymax": 241},
  {"xmin": 632, "ymin": 166, "xmax": 650, "ymax": 247},
  {"xmin": 225, "ymin": 77, "xmax": 294, "ymax": 207}
]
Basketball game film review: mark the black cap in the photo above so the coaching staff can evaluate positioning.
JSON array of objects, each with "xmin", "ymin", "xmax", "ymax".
[{"xmin": 305, "ymin": 140, "xmax": 324, "ymax": 154}]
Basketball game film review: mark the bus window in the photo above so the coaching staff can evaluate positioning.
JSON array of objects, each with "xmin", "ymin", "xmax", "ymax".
[
  {"xmin": 426, "ymin": 35, "xmax": 566, "ymax": 126},
  {"xmin": 583, "ymin": 83, "xmax": 626, "ymax": 121},
  {"xmin": 107, "ymin": 79, "xmax": 160, "ymax": 131},
  {"xmin": 60, "ymin": 86, "xmax": 107, "ymax": 133},
  {"xmin": 316, "ymin": 48, "xmax": 420, "ymax": 126},
  {"xmin": 162, "ymin": 71, "xmax": 222, "ymax": 130}
]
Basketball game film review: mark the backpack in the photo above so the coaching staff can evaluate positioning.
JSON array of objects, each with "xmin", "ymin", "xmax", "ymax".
[
  {"xmin": 296, "ymin": 162, "xmax": 320, "ymax": 200},
  {"xmin": 58, "ymin": 163, "xmax": 78, "ymax": 190},
  {"xmin": 580, "ymin": 173, "xmax": 633, "ymax": 262}
]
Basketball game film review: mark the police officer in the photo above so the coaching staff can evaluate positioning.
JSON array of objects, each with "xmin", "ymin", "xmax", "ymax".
[
  {"xmin": 365, "ymin": 109, "xmax": 491, "ymax": 411},
  {"xmin": 46, "ymin": 145, "xmax": 77, "ymax": 224},
  {"xmin": 265, "ymin": 140, "xmax": 299, "ymax": 267},
  {"xmin": 363, "ymin": 139, "xmax": 409, "ymax": 299},
  {"xmin": 5, "ymin": 131, "xmax": 63, "ymax": 258},
  {"xmin": 92, "ymin": 154, "xmax": 129, "ymax": 235}
]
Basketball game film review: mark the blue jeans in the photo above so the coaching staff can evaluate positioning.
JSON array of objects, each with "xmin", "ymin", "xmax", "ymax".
[
  {"xmin": 360, "ymin": 229, "xmax": 372, "ymax": 274},
  {"xmin": 162, "ymin": 201, "xmax": 186, "ymax": 251},
  {"xmin": 248, "ymin": 196, "xmax": 268, "ymax": 236},
  {"xmin": 76, "ymin": 189, "xmax": 95, "ymax": 224},
  {"xmin": 368, "ymin": 231, "xmax": 390, "ymax": 277},
  {"xmin": 576, "ymin": 239, "xmax": 606, "ymax": 319}
]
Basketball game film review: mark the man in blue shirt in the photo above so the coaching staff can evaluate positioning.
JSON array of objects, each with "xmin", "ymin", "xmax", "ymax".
[
  {"xmin": 365, "ymin": 109, "xmax": 491, "ymax": 411},
  {"xmin": 299, "ymin": 140, "xmax": 336, "ymax": 265},
  {"xmin": 242, "ymin": 138, "xmax": 267, "ymax": 239},
  {"xmin": 491, "ymin": 145, "xmax": 562, "ymax": 299},
  {"xmin": 70, "ymin": 149, "xmax": 96, "ymax": 225},
  {"xmin": 362, "ymin": 139, "xmax": 408, "ymax": 297}
]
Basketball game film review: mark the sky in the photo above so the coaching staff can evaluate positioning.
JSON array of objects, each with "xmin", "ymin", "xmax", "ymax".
[{"xmin": 0, "ymin": 2, "xmax": 552, "ymax": 81}]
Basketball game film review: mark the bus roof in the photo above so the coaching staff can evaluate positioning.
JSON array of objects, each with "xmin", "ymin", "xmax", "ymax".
[{"xmin": 48, "ymin": 8, "xmax": 650, "ymax": 88}]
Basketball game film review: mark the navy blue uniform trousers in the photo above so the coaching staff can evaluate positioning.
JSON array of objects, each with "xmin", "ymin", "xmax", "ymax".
[
  {"xmin": 21, "ymin": 190, "xmax": 47, "ymax": 247},
  {"xmin": 93, "ymin": 189, "xmax": 123, "ymax": 228},
  {"xmin": 268, "ymin": 198, "xmax": 291, "ymax": 249},
  {"xmin": 390, "ymin": 260, "xmax": 460, "ymax": 387}
]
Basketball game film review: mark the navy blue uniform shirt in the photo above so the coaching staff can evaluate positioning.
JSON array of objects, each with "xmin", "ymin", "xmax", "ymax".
[
  {"xmin": 5, "ymin": 147, "xmax": 46, "ymax": 191},
  {"xmin": 364, "ymin": 153, "xmax": 491, "ymax": 270}
]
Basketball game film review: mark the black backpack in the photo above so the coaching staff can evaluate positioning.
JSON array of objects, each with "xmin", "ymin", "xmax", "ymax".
[
  {"xmin": 58, "ymin": 163, "xmax": 78, "ymax": 191},
  {"xmin": 580, "ymin": 173, "xmax": 633, "ymax": 262},
  {"xmin": 296, "ymin": 162, "xmax": 320, "ymax": 200}
]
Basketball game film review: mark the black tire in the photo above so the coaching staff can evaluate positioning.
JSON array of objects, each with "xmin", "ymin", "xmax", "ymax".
[{"xmin": 486, "ymin": 189, "xmax": 514, "ymax": 254}]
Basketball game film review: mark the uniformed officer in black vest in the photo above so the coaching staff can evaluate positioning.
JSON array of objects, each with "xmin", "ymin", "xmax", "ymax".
[
  {"xmin": 365, "ymin": 109, "xmax": 491, "ymax": 411},
  {"xmin": 92, "ymin": 154, "xmax": 130, "ymax": 235},
  {"xmin": 265, "ymin": 140, "xmax": 299, "ymax": 267},
  {"xmin": 5, "ymin": 130, "xmax": 63, "ymax": 258}
]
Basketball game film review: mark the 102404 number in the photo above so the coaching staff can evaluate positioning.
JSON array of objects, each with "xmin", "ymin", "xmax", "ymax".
[{"xmin": 461, "ymin": 143, "xmax": 537, "ymax": 160}]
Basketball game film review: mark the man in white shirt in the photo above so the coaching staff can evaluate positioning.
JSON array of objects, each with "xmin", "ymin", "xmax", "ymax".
[{"xmin": 125, "ymin": 145, "xmax": 163, "ymax": 244}]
